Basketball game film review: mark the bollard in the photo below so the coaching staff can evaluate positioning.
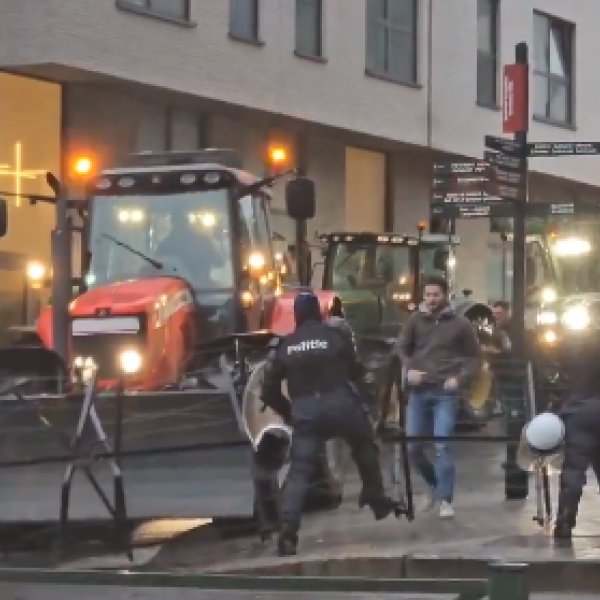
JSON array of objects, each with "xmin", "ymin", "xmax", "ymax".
[{"xmin": 488, "ymin": 562, "xmax": 529, "ymax": 600}]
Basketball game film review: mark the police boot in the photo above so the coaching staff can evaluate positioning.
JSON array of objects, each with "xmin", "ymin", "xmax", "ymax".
[
  {"xmin": 277, "ymin": 525, "xmax": 298, "ymax": 557},
  {"xmin": 553, "ymin": 506, "xmax": 577, "ymax": 540},
  {"xmin": 358, "ymin": 490, "xmax": 400, "ymax": 520}
]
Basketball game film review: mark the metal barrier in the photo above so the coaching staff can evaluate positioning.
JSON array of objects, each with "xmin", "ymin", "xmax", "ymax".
[
  {"xmin": 382, "ymin": 356, "xmax": 557, "ymax": 527},
  {"xmin": 0, "ymin": 561, "xmax": 529, "ymax": 600}
]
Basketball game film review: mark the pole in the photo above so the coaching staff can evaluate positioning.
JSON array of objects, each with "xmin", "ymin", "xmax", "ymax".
[
  {"xmin": 51, "ymin": 189, "xmax": 72, "ymax": 365},
  {"xmin": 505, "ymin": 41, "xmax": 529, "ymax": 500},
  {"xmin": 295, "ymin": 219, "xmax": 310, "ymax": 287}
]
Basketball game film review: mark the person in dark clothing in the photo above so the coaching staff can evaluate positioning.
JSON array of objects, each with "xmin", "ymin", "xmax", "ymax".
[
  {"xmin": 554, "ymin": 322, "xmax": 600, "ymax": 538},
  {"xmin": 481, "ymin": 301, "xmax": 513, "ymax": 416},
  {"xmin": 155, "ymin": 210, "xmax": 223, "ymax": 286},
  {"xmin": 395, "ymin": 276, "xmax": 481, "ymax": 519},
  {"xmin": 261, "ymin": 292, "xmax": 399, "ymax": 557}
]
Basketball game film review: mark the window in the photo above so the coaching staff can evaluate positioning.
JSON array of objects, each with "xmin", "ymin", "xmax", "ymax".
[
  {"xmin": 229, "ymin": 0, "xmax": 260, "ymax": 41},
  {"xmin": 295, "ymin": 0, "xmax": 323, "ymax": 58},
  {"xmin": 477, "ymin": 0, "xmax": 499, "ymax": 106},
  {"xmin": 118, "ymin": 0, "xmax": 190, "ymax": 20},
  {"xmin": 366, "ymin": 0, "xmax": 418, "ymax": 84},
  {"xmin": 533, "ymin": 12, "xmax": 574, "ymax": 124}
]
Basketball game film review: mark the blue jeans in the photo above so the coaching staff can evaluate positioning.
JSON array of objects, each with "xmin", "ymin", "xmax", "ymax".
[{"xmin": 406, "ymin": 390, "xmax": 458, "ymax": 502}]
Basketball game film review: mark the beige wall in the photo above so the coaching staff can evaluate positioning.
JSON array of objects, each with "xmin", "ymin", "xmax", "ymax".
[
  {"xmin": 344, "ymin": 147, "xmax": 385, "ymax": 231},
  {"xmin": 0, "ymin": 72, "xmax": 61, "ymax": 334}
]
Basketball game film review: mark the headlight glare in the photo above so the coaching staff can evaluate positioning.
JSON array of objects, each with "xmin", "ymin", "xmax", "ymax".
[
  {"xmin": 562, "ymin": 305, "xmax": 590, "ymax": 330},
  {"xmin": 537, "ymin": 311, "xmax": 557, "ymax": 325},
  {"xmin": 120, "ymin": 349, "xmax": 142, "ymax": 374}
]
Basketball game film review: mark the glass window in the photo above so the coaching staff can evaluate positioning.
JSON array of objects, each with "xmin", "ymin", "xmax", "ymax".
[
  {"xmin": 295, "ymin": 0, "xmax": 323, "ymax": 58},
  {"xmin": 476, "ymin": 0, "xmax": 499, "ymax": 106},
  {"xmin": 325, "ymin": 242, "xmax": 412, "ymax": 291},
  {"xmin": 366, "ymin": 0, "xmax": 417, "ymax": 84},
  {"xmin": 229, "ymin": 0, "xmax": 259, "ymax": 40},
  {"xmin": 118, "ymin": 0, "xmax": 190, "ymax": 20},
  {"xmin": 532, "ymin": 12, "xmax": 574, "ymax": 124},
  {"xmin": 87, "ymin": 190, "xmax": 234, "ymax": 291}
]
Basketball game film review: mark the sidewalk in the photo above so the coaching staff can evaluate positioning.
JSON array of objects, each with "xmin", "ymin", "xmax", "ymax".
[{"xmin": 143, "ymin": 440, "xmax": 600, "ymax": 593}]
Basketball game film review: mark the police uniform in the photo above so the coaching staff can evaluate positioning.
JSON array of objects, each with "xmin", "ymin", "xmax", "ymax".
[
  {"xmin": 554, "ymin": 331, "xmax": 600, "ymax": 538},
  {"xmin": 261, "ymin": 293, "xmax": 397, "ymax": 556}
]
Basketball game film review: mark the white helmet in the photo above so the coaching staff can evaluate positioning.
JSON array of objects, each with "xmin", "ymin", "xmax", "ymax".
[{"xmin": 517, "ymin": 412, "xmax": 565, "ymax": 471}]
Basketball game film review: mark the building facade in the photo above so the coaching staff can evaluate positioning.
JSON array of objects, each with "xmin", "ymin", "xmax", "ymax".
[{"xmin": 0, "ymin": 0, "xmax": 598, "ymax": 320}]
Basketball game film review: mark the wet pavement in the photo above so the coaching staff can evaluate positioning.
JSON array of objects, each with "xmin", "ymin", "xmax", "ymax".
[{"xmin": 2, "ymin": 429, "xmax": 600, "ymax": 593}]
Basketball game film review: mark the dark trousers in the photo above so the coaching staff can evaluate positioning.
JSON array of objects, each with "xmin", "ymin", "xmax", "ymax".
[
  {"xmin": 280, "ymin": 386, "xmax": 385, "ymax": 531},
  {"xmin": 558, "ymin": 398, "xmax": 600, "ymax": 526}
]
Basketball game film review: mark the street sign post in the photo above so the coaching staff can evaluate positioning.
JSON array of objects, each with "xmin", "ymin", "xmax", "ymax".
[{"xmin": 527, "ymin": 141, "xmax": 600, "ymax": 157}]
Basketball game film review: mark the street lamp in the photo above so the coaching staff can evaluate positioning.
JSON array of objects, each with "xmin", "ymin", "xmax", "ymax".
[{"xmin": 24, "ymin": 260, "xmax": 47, "ymax": 324}]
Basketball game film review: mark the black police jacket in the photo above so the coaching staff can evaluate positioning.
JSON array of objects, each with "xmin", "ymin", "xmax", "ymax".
[
  {"xmin": 558, "ymin": 332, "xmax": 600, "ymax": 412},
  {"xmin": 261, "ymin": 319, "xmax": 364, "ymax": 418}
]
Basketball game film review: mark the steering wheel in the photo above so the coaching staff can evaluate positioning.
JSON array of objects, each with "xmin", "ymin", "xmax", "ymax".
[{"xmin": 156, "ymin": 254, "xmax": 195, "ymax": 284}]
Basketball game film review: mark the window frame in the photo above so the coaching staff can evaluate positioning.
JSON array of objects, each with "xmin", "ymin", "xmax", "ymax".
[
  {"xmin": 229, "ymin": 0, "xmax": 261, "ymax": 43},
  {"xmin": 476, "ymin": 0, "xmax": 500, "ymax": 108},
  {"xmin": 116, "ymin": 0, "xmax": 192, "ymax": 24},
  {"xmin": 532, "ymin": 11, "xmax": 575, "ymax": 126},
  {"xmin": 295, "ymin": 0, "xmax": 324, "ymax": 60},
  {"xmin": 365, "ymin": 0, "xmax": 419, "ymax": 85}
]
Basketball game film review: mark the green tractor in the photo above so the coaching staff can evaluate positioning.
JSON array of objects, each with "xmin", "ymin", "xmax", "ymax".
[{"xmin": 317, "ymin": 230, "xmax": 496, "ymax": 429}]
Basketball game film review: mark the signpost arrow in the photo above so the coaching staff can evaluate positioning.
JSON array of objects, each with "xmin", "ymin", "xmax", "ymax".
[
  {"xmin": 484, "ymin": 151, "xmax": 526, "ymax": 174},
  {"xmin": 431, "ymin": 175, "xmax": 489, "ymax": 192},
  {"xmin": 433, "ymin": 161, "xmax": 489, "ymax": 175},
  {"xmin": 527, "ymin": 141, "xmax": 600, "ymax": 157},
  {"xmin": 484, "ymin": 135, "xmax": 526, "ymax": 158}
]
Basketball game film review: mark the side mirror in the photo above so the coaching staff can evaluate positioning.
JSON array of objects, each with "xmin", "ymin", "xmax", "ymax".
[
  {"xmin": 285, "ymin": 176, "xmax": 315, "ymax": 221},
  {"xmin": 433, "ymin": 248, "xmax": 449, "ymax": 271},
  {"xmin": 0, "ymin": 198, "xmax": 8, "ymax": 238}
]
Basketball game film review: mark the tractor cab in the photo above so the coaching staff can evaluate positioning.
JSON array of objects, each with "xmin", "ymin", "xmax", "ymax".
[
  {"xmin": 82, "ymin": 150, "xmax": 285, "ymax": 339},
  {"xmin": 320, "ymin": 231, "xmax": 460, "ymax": 336}
]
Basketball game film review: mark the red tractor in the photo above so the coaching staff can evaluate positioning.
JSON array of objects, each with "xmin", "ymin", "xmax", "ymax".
[{"xmin": 0, "ymin": 149, "xmax": 349, "ymax": 533}]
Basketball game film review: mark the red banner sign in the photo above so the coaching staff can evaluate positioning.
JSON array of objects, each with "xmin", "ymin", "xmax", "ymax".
[{"xmin": 502, "ymin": 63, "xmax": 528, "ymax": 134}]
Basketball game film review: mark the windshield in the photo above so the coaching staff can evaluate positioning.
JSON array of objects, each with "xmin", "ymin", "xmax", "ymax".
[
  {"xmin": 86, "ymin": 190, "xmax": 234, "ymax": 291},
  {"xmin": 551, "ymin": 233, "xmax": 600, "ymax": 295},
  {"xmin": 325, "ymin": 242, "xmax": 413, "ymax": 294}
]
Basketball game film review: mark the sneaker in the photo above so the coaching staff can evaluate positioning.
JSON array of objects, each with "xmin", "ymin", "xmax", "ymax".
[
  {"xmin": 420, "ymin": 489, "xmax": 436, "ymax": 512},
  {"xmin": 439, "ymin": 500, "xmax": 454, "ymax": 519}
]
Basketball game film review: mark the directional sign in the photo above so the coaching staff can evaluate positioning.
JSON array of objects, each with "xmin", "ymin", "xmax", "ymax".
[
  {"xmin": 489, "ymin": 168, "xmax": 525, "ymax": 187},
  {"xmin": 486, "ymin": 181, "xmax": 526, "ymax": 201},
  {"xmin": 484, "ymin": 135, "xmax": 526, "ymax": 158},
  {"xmin": 431, "ymin": 175, "xmax": 489, "ymax": 192},
  {"xmin": 431, "ymin": 190, "xmax": 503, "ymax": 204},
  {"xmin": 527, "ymin": 141, "xmax": 600, "ymax": 157},
  {"xmin": 433, "ymin": 161, "xmax": 489, "ymax": 175},
  {"xmin": 484, "ymin": 151, "xmax": 526, "ymax": 175},
  {"xmin": 526, "ymin": 201, "xmax": 600, "ymax": 217},
  {"xmin": 431, "ymin": 201, "xmax": 514, "ymax": 219}
]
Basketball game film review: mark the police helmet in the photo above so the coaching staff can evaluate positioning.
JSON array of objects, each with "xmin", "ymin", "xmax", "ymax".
[{"xmin": 517, "ymin": 412, "xmax": 565, "ymax": 471}]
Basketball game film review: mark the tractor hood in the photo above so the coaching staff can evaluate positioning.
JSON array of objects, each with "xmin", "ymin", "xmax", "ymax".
[{"xmin": 70, "ymin": 277, "xmax": 191, "ymax": 317}]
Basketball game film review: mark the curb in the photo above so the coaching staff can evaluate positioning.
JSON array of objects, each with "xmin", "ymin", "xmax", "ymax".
[{"xmin": 213, "ymin": 553, "xmax": 600, "ymax": 593}]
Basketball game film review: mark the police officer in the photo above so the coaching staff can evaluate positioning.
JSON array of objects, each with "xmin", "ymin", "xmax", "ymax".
[
  {"xmin": 261, "ymin": 292, "xmax": 399, "ymax": 556},
  {"xmin": 554, "ymin": 322, "xmax": 600, "ymax": 539}
]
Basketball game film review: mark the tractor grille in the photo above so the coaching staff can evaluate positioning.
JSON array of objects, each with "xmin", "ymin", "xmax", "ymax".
[{"xmin": 71, "ymin": 314, "xmax": 147, "ymax": 380}]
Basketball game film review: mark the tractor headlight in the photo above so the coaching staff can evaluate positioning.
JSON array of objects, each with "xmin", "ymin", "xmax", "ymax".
[
  {"xmin": 562, "ymin": 305, "xmax": 590, "ymax": 331},
  {"xmin": 73, "ymin": 356, "xmax": 97, "ymax": 383},
  {"xmin": 537, "ymin": 311, "xmax": 557, "ymax": 325},
  {"xmin": 120, "ymin": 349, "xmax": 142, "ymax": 374},
  {"xmin": 541, "ymin": 287, "xmax": 557, "ymax": 303}
]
